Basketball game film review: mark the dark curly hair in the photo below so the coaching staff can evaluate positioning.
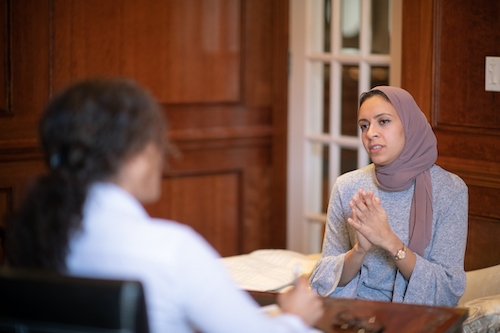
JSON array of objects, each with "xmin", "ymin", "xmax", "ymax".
[{"xmin": 5, "ymin": 78, "xmax": 166, "ymax": 271}]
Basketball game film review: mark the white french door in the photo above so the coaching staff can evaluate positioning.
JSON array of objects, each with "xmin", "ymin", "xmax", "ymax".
[{"xmin": 287, "ymin": 0, "xmax": 402, "ymax": 253}]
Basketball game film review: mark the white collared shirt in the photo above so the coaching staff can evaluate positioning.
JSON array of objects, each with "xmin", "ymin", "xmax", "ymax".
[{"xmin": 67, "ymin": 182, "xmax": 310, "ymax": 333}]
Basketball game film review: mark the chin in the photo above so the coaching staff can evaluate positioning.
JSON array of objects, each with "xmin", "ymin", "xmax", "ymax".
[{"xmin": 371, "ymin": 159, "xmax": 388, "ymax": 167}]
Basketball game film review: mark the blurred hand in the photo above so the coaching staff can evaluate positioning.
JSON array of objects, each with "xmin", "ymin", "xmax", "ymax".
[{"xmin": 277, "ymin": 276, "xmax": 324, "ymax": 327}]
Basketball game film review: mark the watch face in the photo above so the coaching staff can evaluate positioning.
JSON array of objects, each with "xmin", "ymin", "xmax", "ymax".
[{"xmin": 396, "ymin": 249, "xmax": 406, "ymax": 260}]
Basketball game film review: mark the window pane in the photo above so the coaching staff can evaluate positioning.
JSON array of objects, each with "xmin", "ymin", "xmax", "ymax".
[
  {"xmin": 370, "ymin": 66, "xmax": 390, "ymax": 89},
  {"xmin": 340, "ymin": 0, "xmax": 360, "ymax": 53},
  {"xmin": 340, "ymin": 148, "xmax": 358, "ymax": 174},
  {"xmin": 306, "ymin": 142, "xmax": 329, "ymax": 214},
  {"xmin": 309, "ymin": 62, "xmax": 330, "ymax": 134},
  {"xmin": 311, "ymin": 0, "xmax": 331, "ymax": 53},
  {"xmin": 371, "ymin": 0, "xmax": 390, "ymax": 54},
  {"xmin": 324, "ymin": 0, "xmax": 332, "ymax": 53},
  {"xmin": 341, "ymin": 65, "xmax": 359, "ymax": 136}
]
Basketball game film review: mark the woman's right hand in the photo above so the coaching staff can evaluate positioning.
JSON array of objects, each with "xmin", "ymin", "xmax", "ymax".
[
  {"xmin": 348, "ymin": 194, "xmax": 373, "ymax": 253},
  {"xmin": 277, "ymin": 276, "xmax": 324, "ymax": 327}
]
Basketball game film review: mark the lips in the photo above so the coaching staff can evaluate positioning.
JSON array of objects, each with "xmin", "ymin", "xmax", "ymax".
[{"xmin": 369, "ymin": 145, "xmax": 383, "ymax": 153}]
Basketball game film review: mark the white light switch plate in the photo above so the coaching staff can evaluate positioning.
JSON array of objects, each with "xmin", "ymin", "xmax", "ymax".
[{"xmin": 486, "ymin": 56, "xmax": 500, "ymax": 92}]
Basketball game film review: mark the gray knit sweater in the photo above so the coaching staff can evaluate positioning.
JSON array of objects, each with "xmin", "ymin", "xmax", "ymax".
[{"xmin": 309, "ymin": 164, "xmax": 468, "ymax": 307}]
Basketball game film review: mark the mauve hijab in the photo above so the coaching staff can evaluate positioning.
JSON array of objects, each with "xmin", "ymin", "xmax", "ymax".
[{"xmin": 364, "ymin": 86, "xmax": 437, "ymax": 257}]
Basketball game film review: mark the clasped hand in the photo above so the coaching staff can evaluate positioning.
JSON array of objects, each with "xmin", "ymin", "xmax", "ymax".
[{"xmin": 347, "ymin": 189, "xmax": 394, "ymax": 253}]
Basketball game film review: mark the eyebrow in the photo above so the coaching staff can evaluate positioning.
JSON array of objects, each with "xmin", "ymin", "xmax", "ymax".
[{"xmin": 358, "ymin": 113, "xmax": 394, "ymax": 123}]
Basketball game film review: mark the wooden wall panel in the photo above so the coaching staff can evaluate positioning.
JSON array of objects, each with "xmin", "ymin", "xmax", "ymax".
[
  {"xmin": 144, "ymin": 136, "xmax": 274, "ymax": 255},
  {"xmin": 0, "ymin": 0, "xmax": 51, "ymax": 263},
  {"xmin": 434, "ymin": 0, "xmax": 500, "ymax": 130},
  {"xmin": 159, "ymin": 172, "xmax": 240, "ymax": 257},
  {"xmin": 52, "ymin": 0, "xmax": 241, "ymax": 104},
  {"xmin": 466, "ymin": 216, "xmax": 500, "ymax": 271},
  {"xmin": 402, "ymin": 0, "xmax": 500, "ymax": 270},
  {"xmin": 433, "ymin": 0, "xmax": 500, "ymax": 271},
  {"xmin": 401, "ymin": 0, "xmax": 434, "ymax": 120},
  {"xmin": 0, "ymin": 186, "xmax": 13, "ymax": 227},
  {"xmin": 0, "ymin": 159, "xmax": 46, "ymax": 265},
  {"xmin": 158, "ymin": 0, "xmax": 286, "ymax": 254},
  {"xmin": 0, "ymin": 160, "xmax": 47, "ymax": 212},
  {"xmin": 0, "ymin": 0, "xmax": 49, "ymax": 145}
]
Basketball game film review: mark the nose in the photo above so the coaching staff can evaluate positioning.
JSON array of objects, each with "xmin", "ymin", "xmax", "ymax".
[{"xmin": 366, "ymin": 125, "xmax": 378, "ymax": 139}]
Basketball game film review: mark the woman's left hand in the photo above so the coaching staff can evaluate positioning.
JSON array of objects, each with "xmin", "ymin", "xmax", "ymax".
[{"xmin": 347, "ymin": 189, "xmax": 395, "ymax": 251}]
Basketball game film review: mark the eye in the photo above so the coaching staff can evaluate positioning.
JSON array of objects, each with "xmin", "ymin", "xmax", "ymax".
[
  {"xmin": 359, "ymin": 123, "xmax": 369, "ymax": 131},
  {"xmin": 379, "ymin": 119, "xmax": 390, "ymax": 125}
]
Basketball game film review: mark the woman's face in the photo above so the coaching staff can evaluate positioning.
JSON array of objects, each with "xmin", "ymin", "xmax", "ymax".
[{"xmin": 358, "ymin": 96, "xmax": 406, "ymax": 167}]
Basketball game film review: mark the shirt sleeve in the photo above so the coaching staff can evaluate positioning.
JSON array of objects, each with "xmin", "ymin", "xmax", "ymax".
[
  {"xmin": 395, "ymin": 178, "xmax": 468, "ymax": 307},
  {"xmin": 309, "ymin": 181, "xmax": 359, "ymax": 297},
  {"xmin": 175, "ymin": 228, "xmax": 313, "ymax": 333}
]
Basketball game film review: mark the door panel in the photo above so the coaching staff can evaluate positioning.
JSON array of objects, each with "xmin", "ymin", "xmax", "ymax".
[{"xmin": 52, "ymin": 0, "xmax": 242, "ymax": 104}]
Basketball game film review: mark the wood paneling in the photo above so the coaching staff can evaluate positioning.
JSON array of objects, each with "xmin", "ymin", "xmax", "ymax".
[
  {"xmin": 53, "ymin": 0, "xmax": 242, "ymax": 104},
  {"xmin": 0, "ymin": 0, "xmax": 49, "ymax": 174},
  {"xmin": 466, "ymin": 216, "xmax": 500, "ymax": 271},
  {"xmin": 0, "ymin": 159, "xmax": 46, "ymax": 265},
  {"xmin": 0, "ymin": 187, "xmax": 13, "ymax": 227},
  {"xmin": 434, "ymin": 0, "xmax": 500, "ymax": 130},
  {"xmin": 0, "ymin": 160, "xmax": 46, "ymax": 214},
  {"xmin": 401, "ymin": 0, "xmax": 434, "ymax": 120},
  {"xmin": 151, "ymin": 172, "xmax": 241, "ymax": 257},
  {"xmin": 0, "ymin": 0, "xmax": 49, "ymax": 145},
  {"xmin": 145, "ymin": 134, "xmax": 274, "ymax": 255},
  {"xmin": 264, "ymin": 0, "xmax": 288, "ymax": 247},
  {"xmin": 402, "ymin": 0, "xmax": 500, "ymax": 270},
  {"xmin": 0, "ymin": 0, "xmax": 288, "ymax": 259}
]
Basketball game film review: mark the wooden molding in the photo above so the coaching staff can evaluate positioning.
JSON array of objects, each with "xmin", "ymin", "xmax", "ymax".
[{"xmin": 0, "ymin": 0, "xmax": 12, "ymax": 117}]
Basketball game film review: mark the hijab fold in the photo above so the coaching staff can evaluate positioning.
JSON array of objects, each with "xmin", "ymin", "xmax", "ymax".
[{"xmin": 369, "ymin": 86, "xmax": 437, "ymax": 257}]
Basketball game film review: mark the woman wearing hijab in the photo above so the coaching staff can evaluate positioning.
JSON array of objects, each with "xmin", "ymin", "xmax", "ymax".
[{"xmin": 309, "ymin": 86, "xmax": 468, "ymax": 307}]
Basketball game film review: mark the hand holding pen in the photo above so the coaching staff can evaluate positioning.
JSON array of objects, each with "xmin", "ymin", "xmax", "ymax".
[{"xmin": 277, "ymin": 264, "xmax": 324, "ymax": 327}]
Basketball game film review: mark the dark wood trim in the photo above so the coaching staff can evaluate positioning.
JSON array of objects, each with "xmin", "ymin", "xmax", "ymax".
[
  {"xmin": 0, "ymin": 185, "xmax": 14, "ymax": 218},
  {"xmin": 48, "ymin": 0, "xmax": 54, "ymax": 98},
  {"xmin": 437, "ymin": 156, "xmax": 500, "ymax": 188},
  {"xmin": 0, "ymin": 139, "xmax": 42, "ymax": 162},
  {"xmin": 430, "ymin": 0, "xmax": 442, "ymax": 127},
  {"xmin": 169, "ymin": 125, "xmax": 272, "ymax": 142},
  {"xmin": 400, "ymin": 0, "xmax": 434, "ymax": 118},
  {"xmin": 269, "ymin": 0, "xmax": 288, "ymax": 249},
  {"xmin": 0, "ymin": 0, "xmax": 12, "ymax": 117},
  {"xmin": 0, "ymin": 149, "xmax": 42, "ymax": 163}
]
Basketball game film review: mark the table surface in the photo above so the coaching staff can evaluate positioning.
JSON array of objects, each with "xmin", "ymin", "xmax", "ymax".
[{"xmin": 249, "ymin": 291, "xmax": 468, "ymax": 333}]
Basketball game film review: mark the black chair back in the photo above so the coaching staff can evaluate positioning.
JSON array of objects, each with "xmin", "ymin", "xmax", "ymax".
[{"xmin": 0, "ymin": 269, "xmax": 149, "ymax": 333}]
